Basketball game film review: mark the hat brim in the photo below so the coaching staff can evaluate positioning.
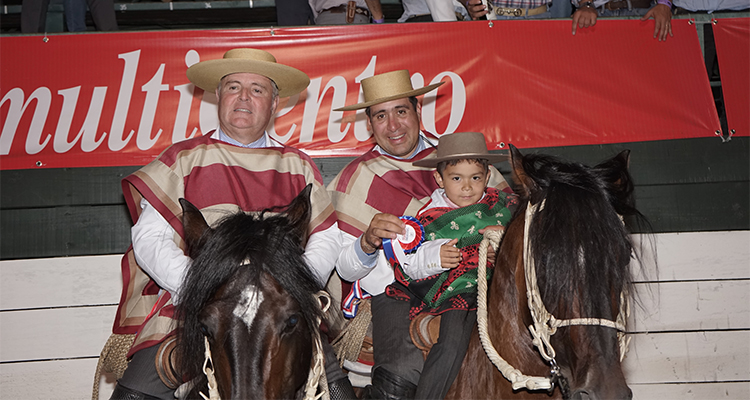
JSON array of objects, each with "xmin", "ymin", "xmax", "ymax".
[
  {"xmin": 187, "ymin": 59, "xmax": 310, "ymax": 98},
  {"xmin": 335, "ymin": 82, "xmax": 445, "ymax": 112},
  {"xmin": 412, "ymin": 152, "xmax": 509, "ymax": 168}
]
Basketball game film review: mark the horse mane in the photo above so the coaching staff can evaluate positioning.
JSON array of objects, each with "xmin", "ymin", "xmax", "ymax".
[
  {"xmin": 174, "ymin": 209, "xmax": 323, "ymax": 384},
  {"xmin": 519, "ymin": 152, "xmax": 646, "ymax": 330}
]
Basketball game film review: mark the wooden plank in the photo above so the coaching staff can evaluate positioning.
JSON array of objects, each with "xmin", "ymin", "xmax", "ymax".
[
  {"xmin": 0, "ymin": 306, "xmax": 116, "ymax": 362},
  {"xmin": 623, "ymin": 330, "xmax": 750, "ymax": 384},
  {"xmin": 528, "ymin": 136, "xmax": 749, "ymax": 186},
  {"xmin": 0, "ymin": 255, "xmax": 121, "ymax": 310},
  {"xmin": 1, "ymin": 137, "xmax": 747, "ymax": 259},
  {"xmin": 635, "ymin": 181, "xmax": 749, "ymax": 233},
  {"xmin": 0, "ymin": 166, "xmax": 138, "ymax": 209},
  {"xmin": 2, "ymin": 137, "xmax": 746, "ymax": 208},
  {"xmin": 0, "ymin": 205, "xmax": 132, "ymax": 260},
  {"xmin": 0, "ymin": 358, "xmax": 115, "ymax": 400},
  {"xmin": 630, "ymin": 280, "xmax": 750, "ymax": 332},
  {"xmin": 631, "ymin": 381, "xmax": 750, "ymax": 399},
  {"xmin": 631, "ymin": 231, "xmax": 750, "ymax": 282}
]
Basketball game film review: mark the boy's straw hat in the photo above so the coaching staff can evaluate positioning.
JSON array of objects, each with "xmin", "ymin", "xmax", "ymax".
[
  {"xmin": 335, "ymin": 70, "xmax": 444, "ymax": 111},
  {"xmin": 186, "ymin": 48, "xmax": 310, "ymax": 98},
  {"xmin": 413, "ymin": 132, "xmax": 509, "ymax": 167}
]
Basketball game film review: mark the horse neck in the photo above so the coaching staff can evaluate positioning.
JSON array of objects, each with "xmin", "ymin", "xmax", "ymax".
[{"xmin": 487, "ymin": 211, "xmax": 553, "ymax": 377}]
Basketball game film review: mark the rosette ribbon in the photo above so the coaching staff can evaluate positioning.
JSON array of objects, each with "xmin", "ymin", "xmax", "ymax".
[
  {"xmin": 382, "ymin": 216, "xmax": 425, "ymax": 269},
  {"xmin": 342, "ymin": 280, "xmax": 371, "ymax": 318}
]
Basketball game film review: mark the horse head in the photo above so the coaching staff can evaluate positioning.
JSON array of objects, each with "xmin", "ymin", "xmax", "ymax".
[
  {"xmin": 507, "ymin": 144, "xmax": 635, "ymax": 400},
  {"xmin": 175, "ymin": 184, "xmax": 329, "ymax": 399}
]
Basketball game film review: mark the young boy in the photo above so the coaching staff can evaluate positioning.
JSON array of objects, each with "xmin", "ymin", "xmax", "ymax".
[{"xmin": 384, "ymin": 131, "xmax": 516, "ymax": 400}]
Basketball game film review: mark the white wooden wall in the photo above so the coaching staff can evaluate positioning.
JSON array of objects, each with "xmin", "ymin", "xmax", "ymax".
[
  {"xmin": 625, "ymin": 231, "xmax": 750, "ymax": 399},
  {"xmin": 1, "ymin": 231, "xmax": 748, "ymax": 399}
]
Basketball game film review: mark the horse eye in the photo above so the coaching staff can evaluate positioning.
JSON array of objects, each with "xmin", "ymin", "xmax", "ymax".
[
  {"xmin": 283, "ymin": 314, "xmax": 300, "ymax": 333},
  {"xmin": 200, "ymin": 324, "xmax": 211, "ymax": 337}
]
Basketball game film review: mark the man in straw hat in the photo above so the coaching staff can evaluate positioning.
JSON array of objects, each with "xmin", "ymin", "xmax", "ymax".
[
  {"xmin": 328, "ymin": 71, "xmax": 512, "ymax": 399},
  {"xmin": 109, "ymin": 48, "xmax": 355, "ymax": 399}
]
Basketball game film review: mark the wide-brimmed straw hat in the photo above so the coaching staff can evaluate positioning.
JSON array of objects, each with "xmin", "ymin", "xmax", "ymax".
[
  {"xmin": 335, "ymin": 70, "xmax": 444, "ymax": 111},
  {"xmin": 186, "ymin": 48, "xmax": 310, "ymax": 98},
  {"xmin": 413, "ymin": 132, "xmax": 509, "ymax": 168}
]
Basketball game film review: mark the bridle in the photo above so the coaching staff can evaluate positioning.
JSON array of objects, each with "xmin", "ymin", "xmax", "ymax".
[
  {"xmin": 198, "ymin": 262, "xmax": 332, "ymax": 400},
  {"xmin": 476, "ymin": 200, "xmax": 631, "ymax": 397}
]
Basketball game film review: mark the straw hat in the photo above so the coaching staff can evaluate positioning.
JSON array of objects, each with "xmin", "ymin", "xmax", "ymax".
[
  {"xmin": 335, "ymin": 70, "xmax": 445, "ymax": 111},
  {"xmin": 413, "ymin": 132, "xmax": 509, "ymax": 167},
  {"xmin": 186, "ymin": 48, "xmax": 310, "ymax": 98}
]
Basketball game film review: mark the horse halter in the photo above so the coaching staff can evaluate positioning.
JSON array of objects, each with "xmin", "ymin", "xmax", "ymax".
[
  {"xmin": 476, "ymin": 200, "xmax": 631, "ymax": 396},
  {"xmin": 198, "ymin": 260, "xmax": 333, "ymax": 400}
]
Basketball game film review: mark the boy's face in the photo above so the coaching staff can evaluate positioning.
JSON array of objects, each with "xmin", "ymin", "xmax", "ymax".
[{"xmin": 434, "ymin": 160, "xmax": 490, "ymax": 208}]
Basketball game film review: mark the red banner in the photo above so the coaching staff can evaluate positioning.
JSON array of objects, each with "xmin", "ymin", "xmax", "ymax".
[
  {"xmin": 1, "ymin": 19, "xmax": 724, "ymax": 170},
  {"xmin": 713, "ymin": 18, "xmax": 750, "ymax": 138}
]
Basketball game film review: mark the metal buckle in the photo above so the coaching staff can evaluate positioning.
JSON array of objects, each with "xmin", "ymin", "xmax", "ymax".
[
  {"xmin": 548, "ymin": 358, "xmax": 571, "ymax": 398},
  {"xmin": 498, "ymin": 8, "xmax": 524, "ymax": 16}
]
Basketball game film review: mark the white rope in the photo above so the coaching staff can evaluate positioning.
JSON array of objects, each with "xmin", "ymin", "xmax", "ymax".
[
  {"xmin": 302, "ymin": 290, "xmax": 332, "ymax": 400},
  {"xmin": 199, "ymin": 336, "xmax": 220, "ymax": 400},
  {"xmin": 476, "ymin": 229, "xmax": 553, "ymax": 391},
  {"xmin": 476, "ymin": 200, "xmax": 631, "ymax": 392}
]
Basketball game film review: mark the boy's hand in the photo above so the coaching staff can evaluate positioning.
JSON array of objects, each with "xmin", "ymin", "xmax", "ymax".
[
  {"xmin": 479, "ymin": 226, "xmax": 505, "ymax": 263},
  {"xmin": 440, "ymin": 239, "xmax": 461, "ymax": 269}
]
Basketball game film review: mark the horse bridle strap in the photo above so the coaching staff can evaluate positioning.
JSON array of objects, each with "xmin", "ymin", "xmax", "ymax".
[{"xmin": 475, "ymin": 201, "xmax": 630, "ymax": 394}]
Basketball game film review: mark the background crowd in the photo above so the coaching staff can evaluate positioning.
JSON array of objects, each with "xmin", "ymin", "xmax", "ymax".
[{"xmin": 17, "ymin": 0, "xmax": 749, "ymax": 34}]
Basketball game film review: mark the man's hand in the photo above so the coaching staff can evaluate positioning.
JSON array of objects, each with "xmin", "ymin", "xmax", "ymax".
[
  {"xmin": 440, "ymin": 239, "xmax": 461, "ymax": 269},
  {"xmin": 360, "ymin": 213, "xmax": 405, "ymax": 254},
  {"xmin": 572, "ymin": 8, "xmax": 598, "ymax": 35},
  {"xmin": 643, "ymin": 4, "xmax": 673, "ymax": 41},
  {"xmin": 463, "ymin": 0, "xmax": 489, "ymax": 20}
]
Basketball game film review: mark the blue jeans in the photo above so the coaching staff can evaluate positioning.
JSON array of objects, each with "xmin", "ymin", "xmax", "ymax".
[{"xmin": 64, "ymin": 0, "xmax": 87, "ymax": 31}]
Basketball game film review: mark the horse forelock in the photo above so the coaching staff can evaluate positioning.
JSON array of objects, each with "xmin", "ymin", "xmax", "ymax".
[
  {"xmin": 175, "ymin": 210, "xmax": 323, "ymax": 396},
  {"xmin": 523, "ymin": 154, "xmax": 634, "ymax": 329}
]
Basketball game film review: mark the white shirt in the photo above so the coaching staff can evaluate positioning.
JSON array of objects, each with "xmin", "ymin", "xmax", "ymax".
[
  {"xmin": 673, "ymin": 0, "xmax": 749, "ymax": 11},
  {"xmin": 131, "ymin": 129, "xmax": 342, "ymax": 303}
]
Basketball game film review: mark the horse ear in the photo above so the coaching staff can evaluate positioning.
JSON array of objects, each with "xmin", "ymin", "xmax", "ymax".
[
  {"xmin": 596, "ymin": 150, "xmax": 635, "ymax": 212},
  {"xmin": 284, "ymin": 184, "xmax": 313, "ymax": 248},
  {"xmin": 596, "ymin": 149, "xmax": 632, "ymax": 191},
  {"xmin": 509, "ymin": 144, "xmax": 535, "ymax": 197},
  {"xmin": 179, "ymin": 198, "xmax": 211, "ymax": 259}
]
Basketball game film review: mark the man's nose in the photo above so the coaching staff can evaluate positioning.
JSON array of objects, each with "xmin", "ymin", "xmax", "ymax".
[
  {"xmin": 387, "ymin": 115, "xmax": 400, "ymax": 131},
  {"xmin": 239, "ymin": 88, "xmax": 250, "ymax": 100}
]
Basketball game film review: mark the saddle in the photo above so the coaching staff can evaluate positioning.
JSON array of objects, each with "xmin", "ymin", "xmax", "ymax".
[
  {"xmin": 409, "ymin": 314, "xmax": 442, "ymax": 360},
  {"xmin": 155, "ymin": 335, "xmax": 181, "ymax": 390}
]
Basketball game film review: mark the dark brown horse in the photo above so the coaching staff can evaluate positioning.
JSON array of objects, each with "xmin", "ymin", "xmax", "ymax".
[
  {"xmin": 174, "ymin": 185, "xmax": 330, "ymax": 399},
  {"xmin": 447, "ymin": 145, "xmax": 639, "ymax": 399}
]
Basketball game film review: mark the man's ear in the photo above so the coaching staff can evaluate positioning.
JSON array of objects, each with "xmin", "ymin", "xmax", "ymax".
[
  {"xmin": 433, "ymin": 170, "xmax": 444, "ymax": 188},
  {"xmin": 271, "ymin": 95, "xmax": 279, "ymax": 115},
  {"xmin": 365, "ymin": 114, "xmax": 373, "ymax": 133}
]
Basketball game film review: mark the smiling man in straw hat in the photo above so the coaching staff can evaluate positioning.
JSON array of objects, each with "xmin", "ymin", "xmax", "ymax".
[
  {"xmin": 108, "ymin": 48, "xmax": 356, "ymax": 400},
  {"xmin": 328, "ymin": 72, "xmax": 512, "ymax": 399}
]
